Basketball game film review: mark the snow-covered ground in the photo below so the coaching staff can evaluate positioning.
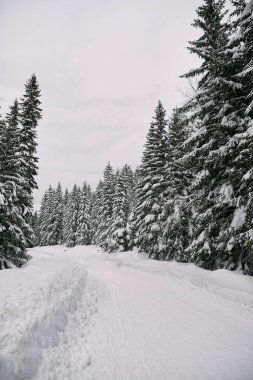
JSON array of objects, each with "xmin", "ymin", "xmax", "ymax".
[{"xmin": 0, "ymin": 246, "xmax": 253, "ymax": 380}]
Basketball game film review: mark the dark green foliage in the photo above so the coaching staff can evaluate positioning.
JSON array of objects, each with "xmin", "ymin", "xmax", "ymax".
[
  {"xmin": 0, "ymin": 96, "xmax": 37, "ymax": 268},
  {"xmin": 134, "ymin": 101, "xmax": 168, "ymax": 258},
  {"xmin": 20, "ymin": 74, "xmax": 42, "ymax": 194},
  {"xmin": 107, "ymin": 165, "xmax": 135, "ymax": 252},
  {"xmin": 77, "ymin": 183, "xmax": 92, "ymax": 245},
  {"xmin": 161, "ymin": 109, "xmax": 191, "ymax": 262},
  {"xmin": 63, "ymin": 184, "xmax": 81, "ymax": 247}
]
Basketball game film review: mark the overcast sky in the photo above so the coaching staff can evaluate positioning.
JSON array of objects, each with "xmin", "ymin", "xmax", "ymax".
[{"xmin": 0, "ymin": 0, "xmax": 201, "ymax": 207}]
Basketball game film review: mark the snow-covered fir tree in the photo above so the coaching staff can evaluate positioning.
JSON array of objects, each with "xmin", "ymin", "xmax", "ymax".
[
  {"xmin": 95, "ymin": 163, "xmax": 115, "ymax": 250},
  {"xmin": 135, "ymin": 101, "xmax": 168, "ymax": 258},
  {"xmin": 126, "ymin": 167, "xmax": 140, "ymax": 251},
  {"xmin": 46, "ymin": 183, "xmax": 64, "ymax": 245},
  {"xmin": 161, "ymin": 109, "xmax": 191, "ymax": 262},
  {"xmin": 37, "ymin": 186, "xmax": 55, "ymax": 246},
  {"xmin": 210, "ymin": 0, "xmax": 253, "ymax": 271},
  {"xmin": 178, "ymin": 0, "xmax": 253, "ymax": 272},
  {"xmin": 63, "ymin": 184, "xmax": 81, "ymax": 247},
  {"xmin": 0, "ymin": 103, "xmax": 31, "ymax": 268},
  {"xmin": 19, "ymin": 74, "xmax": 42, "ymax": 248},
  {"xmin": 20, "ymin": 74, "xmax": 42, "ymax": 194},
  {"xmin": 90, "ymin": 180, "xmax": 103, "ymax": 244},
  {"xmin": 76, "ymin": 182, "xmax": 92, "ymax": 245},
  {"xmin": 107, "ymin": 165, "xmax": 134, "ymax": 252}
]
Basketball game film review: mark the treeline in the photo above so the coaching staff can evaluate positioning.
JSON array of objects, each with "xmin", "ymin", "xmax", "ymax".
[
  {"xmin": 34, "ymin": 163, "xmax": 136, "ymax": 251},
  {"xmin": 0, "ymin": 75, "xmax": 42, "ymax": 269},
  {"xmin": 36, "ymin": 0, "xmax": 253, "ymax": 273}
]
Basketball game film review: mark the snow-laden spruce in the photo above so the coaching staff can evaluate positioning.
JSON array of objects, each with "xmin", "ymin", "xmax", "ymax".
[{"xmin": 0, "ymin": 75, "xmax": 42, "ymax": 268}]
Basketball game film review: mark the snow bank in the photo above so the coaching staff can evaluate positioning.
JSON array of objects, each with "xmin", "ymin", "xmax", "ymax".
[
  {"xmin": 0, "ymin": 247, "xmax": 94, "ymax": 380},
  {"xmin": 1, "ymin": 245, "xmax": 253, "ymax": 380}
]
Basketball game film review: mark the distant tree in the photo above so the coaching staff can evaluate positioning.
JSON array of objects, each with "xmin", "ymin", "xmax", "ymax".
[
  {"xmin": 107, "ymin": 165, "xmax": 134, "ymax": 252},
  {"xmin": 97, "ymin": 163, "xmax": 115, "ymax": 250},
  {"xmin": 126, "ymin": 167, "xmax": 140, "ymax": 251},
  {"xmin": 63, "ymin": 184, "xmax": 81, "ymax": 247},
  {"xmin": 91, "ymin": 180, "xmax": 104, "ymax": 244},
  {"xmin": 46, "ymin": 183, "xmax": 64, "ymax": 245},
  {"xmin": 77, "ymin": 182, "xmax": 92, "ymax": 245}
]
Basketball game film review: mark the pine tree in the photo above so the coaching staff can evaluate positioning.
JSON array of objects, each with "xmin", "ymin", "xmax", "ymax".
[
  {"xmin": 39, "ymin": 186, "xmax": 55, "ymax": 246},
  {"xmin": 63, "ymin": 184, "xmax": 81, "ymax": 247},
  {"xmin": 161, "ymin": 109, "xmax": 191, "ymax": 262},
  {"xmin": 63, "ymin": 188, "xmax": 69, "ymax": 206},
  {"xmin": 126, "ymin": 167, "xmax": 140, "ymax": 251},
  {"xmin": 135, "ymin": 101, "xmax": 168, "ymax": 258},
  {"xmin": 91, "ymin": 180, "xmax": 104, "ymax": 244},
  {"xmin": 19, "ymin": 74, "xmax": 42, "ymax": 237},
  {"xmin": 35, "ymin": 189, "xmax": 49, "ymax": 246},
  {"xmin": 211, "ymin": 0, "xmax": 253, "ymax": 271},
  {"xmin": 76, "ymin": 182, "xmax": 92, "ymax": 245},
  {"xmin": 0, "ymin": 105, "xmax": 31, "ymax": 268},
  {"xmin": 179, "ymin": 0, "xmax": 253, "ymax": 272},
  {"xmin": 46, "ymin": 183, "xmax": 64, "ymax": 245},
  {"xmin": 107, "ymin": 165, "xmax": 134, "ymax": 252},
  {"xmin": 97, "ymin": 163, "xmax": 115, "ymax": 250}
]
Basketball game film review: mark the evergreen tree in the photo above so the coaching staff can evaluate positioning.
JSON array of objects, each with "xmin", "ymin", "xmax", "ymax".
[
  {"xmin": 179, "ymin": 0, "xmax": 253, "ymax": 272},
  {"xmin": 211, "ymin": 0, "xmax": 253, "ymax": 271},
  {"xmin": 19, "ymin": 74, "xmax": 42, "ymax": 244},
  {"xmin": 63, "ymin": 184, "xmax": 81, "ymax": 247},
  {"xmin": 161, "ymin": 109, "xmax": 191, "ymax": 262},
  {"xmin": 38, "ymin": 186, "xmax": 55, "ymax": 246},
  {"xmin": 126, "ymin": 167, "xmax": 140, "ymax": 251},
  {"xmin": 97, "ymin": 163, "xmax": 115, "ymax": 250},
  {"xmin": 76, "ymin": 182, "xmax": 92, "ymax": 245},
  {"xmin": 35, "ymin": 190, "xmax": 47, "ymax": 246},
  {"xmin": 135, "ymin": 101, "xmax": 168, "ymax": 258},
  {"xmin": 107, "ymin": 165, "xmax": 134, "ymax": 252},
  {"xmin": 63, "ymin": 188, "xmax": 69, "ymax": 206},
  {"xmin": 0, "ymin": 105, "xmax": 31, "ymax": 268},
  {"xmin": 46, "ymin": 183, "xmax": 64, "ymax": 245},
  {"xmin": 91, "ymin": 180, "xmax": 104, "ymax": 244}
]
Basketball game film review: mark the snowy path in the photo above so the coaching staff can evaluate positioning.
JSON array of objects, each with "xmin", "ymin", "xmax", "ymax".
[{"xmin": 0, "ymin": 246, "xmax": 253, "ymax": 380}]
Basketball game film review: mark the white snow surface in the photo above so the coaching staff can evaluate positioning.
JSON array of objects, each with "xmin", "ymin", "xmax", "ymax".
[{"xmin": 0, "ymin": 245, "xmax": 253, "ymax": 380}]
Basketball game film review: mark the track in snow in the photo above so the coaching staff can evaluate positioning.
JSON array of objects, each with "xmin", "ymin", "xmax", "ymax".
[{"xmin": 0, "ymin": 245, "xmax": 253, "ymax": 380}]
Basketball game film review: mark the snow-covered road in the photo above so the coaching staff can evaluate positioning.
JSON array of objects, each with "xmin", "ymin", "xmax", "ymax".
[{"xmin": 0, "ymin": 246, "xmax": 253, "ymax": 380}]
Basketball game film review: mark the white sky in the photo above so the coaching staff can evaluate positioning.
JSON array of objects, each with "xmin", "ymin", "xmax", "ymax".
[{"xmin": 0, "ymin": 0, "xmax": 201, "ymax": 207}]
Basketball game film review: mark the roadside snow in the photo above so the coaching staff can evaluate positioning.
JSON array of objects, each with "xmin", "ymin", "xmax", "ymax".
[{"xmin": 0, "ymin": 245, "xmax": 253, "ymax": 380}]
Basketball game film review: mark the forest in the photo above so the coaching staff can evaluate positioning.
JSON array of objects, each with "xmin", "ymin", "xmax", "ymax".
[{"xmin": 1, "ymin": 0, "xmax": 253, "ymax": 274}]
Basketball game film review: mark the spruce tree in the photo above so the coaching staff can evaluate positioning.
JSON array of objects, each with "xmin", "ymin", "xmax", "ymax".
[
  {"xmin": 97, "ymin": 163, "xmax": 115, "ymax": 250},
  {"xmin": 135, "ymin": 101, "xmax": 168, "ymax": 258},
  {"xmin": 161, "ymin": 109, "xmax": 191, "ymax": 262},
  {"xmin": 46, "ymin": 183, "xmax": 64, "ymax": 245},
  {"xmin": 179, "ymin": 0, "xmax": 253, "ymax": 272},
  {"xmin": 76, "ymin": 182, "xmax": 92, "ymax": 245},
  {"xmin": 126, "ymin": 167, "xmax": 140, "ymax": 251},
  {"xmin": 0, "ymin": 105, "xmax": 30, "ymax": 268},
  {"xmin": 90, "ymin": 180, "xmax": 104, "ymax": 244},
  {"xmin": 63, "ymin": 184, "xmax": 81, "ymax": 247},
  {"xmin": 38, "ymin": 186, "xmax": 55, "ymax": 246},
  {"xmin": 211, "ymin": 0, "xmax": 253, "ymax": 271},
  {"xmin": 19, "ymin": 74, "xmax": 42, "ymax": 238},
  {"xmin": 107, "ymin": 165, "xmax": 134, "ymax": 252}
]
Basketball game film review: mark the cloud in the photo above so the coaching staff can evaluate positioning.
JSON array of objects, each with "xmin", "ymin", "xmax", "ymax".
[{"xmin": 0, "ymin": 0, "xmax": 202, "ymax": 208}]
